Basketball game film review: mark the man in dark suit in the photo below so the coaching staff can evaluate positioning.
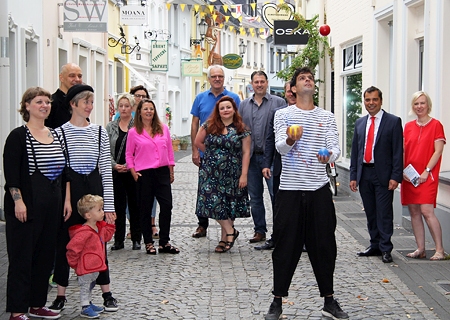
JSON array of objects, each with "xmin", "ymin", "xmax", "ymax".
[{"xmin": 349, "ymin": 86, "xmax": 403, "ymax": 263}]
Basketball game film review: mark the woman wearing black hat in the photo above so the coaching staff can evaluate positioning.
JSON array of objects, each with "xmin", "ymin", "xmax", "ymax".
[{"xmin": 49, "ymin": 84, "xmax": 119, "ymax": 317}]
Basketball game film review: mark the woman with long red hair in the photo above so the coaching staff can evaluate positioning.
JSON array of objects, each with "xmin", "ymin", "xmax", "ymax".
[{"xmin": 194, "ymin": 96, "xmax": 251, "ymax": 253}]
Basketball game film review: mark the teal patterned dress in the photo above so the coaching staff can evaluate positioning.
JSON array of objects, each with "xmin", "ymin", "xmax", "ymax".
[{"xmin": 196, "ymin": 122, "xmax": 251, "ymax": 220}]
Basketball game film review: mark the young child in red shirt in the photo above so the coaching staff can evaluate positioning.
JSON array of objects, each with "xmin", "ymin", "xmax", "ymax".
[{"xmin": 66, "ymin": 195, "xmax": 115, "ymax": 319}]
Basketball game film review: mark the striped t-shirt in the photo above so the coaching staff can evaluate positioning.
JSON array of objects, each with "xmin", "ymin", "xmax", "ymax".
[
  {"xmin": 56, "ymin": 122, "xmax": 115, "ymax": 212},
  {"xmin": 26, "ymin": 126, "xmax": 66, "ymax": 180},
  {"xmin": 274, "ymin": 105, "xmax": 340, "ymax": 191}
]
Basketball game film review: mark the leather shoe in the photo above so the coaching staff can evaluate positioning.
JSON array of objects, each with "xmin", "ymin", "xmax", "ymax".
[
  {"xmin": 192, "ymin": 226, "xmax": 207, "ymax": 238},
  {"xmin": 111, "ymin": 242, "xmax": 124, "ymax": 250},
  {"xmin": 249, "ymin": 232, "xmax": 266, "ymax": 243},
  {"xmin": 357, "ymin": 246, "xmax": 382, "ymax": 257},
  {"xmin": 265, "ymin": 301, "xmax": 282, "ymax": 320},
  {"xmin": 255, "ymin": 239, "xmax": 274, "ymax": 250},
  {"xmin": 382, "ymin": 251, "xmax": 393, "ymax": 263},
  {"xmin": 132, "ymin": 241, "xmax": 141, "ymax": 250}
]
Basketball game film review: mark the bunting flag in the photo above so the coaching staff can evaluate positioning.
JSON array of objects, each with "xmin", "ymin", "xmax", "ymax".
[
  {"xmin": 231, "ymin": 5, "xmax": 242, "ymax": 19},
  {"xmin": 238, "ymin": 16, "xmax": 243, "ymax": 23},
  {"xmin": 212, "ymin": 13, "xmax": 217, "ymax": 21},
  {"xmin": 229, "ymin": 26, "xmax": 234, "ymax": 32},
  {"xmin": 208, "ymin": 5, "xmax": 214, "ymax": 13},
  {"xmin": 250, "ymin": 3, "xmax": 256, "ymax": 11},
  {"xmin": 194, "ymin": 4, "xmax": 200, "ymax": 13},
  {"xmin": 180, "ymin": 4, "xmax": 185, "ymax": 11},
  {"xmin": 224, "ymin": 16, "xmax": 230, "ymax": 22},
  {"xmin": 223, "ymin": 5, "xmax": 228, "ymax": 13},
  {"xmin": 166, "ymin": 3, "xmax": 171, "ymax": 10}
]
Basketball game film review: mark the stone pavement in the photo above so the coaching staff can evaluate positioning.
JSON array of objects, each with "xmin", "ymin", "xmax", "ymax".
[{"xmin": 0, "ymin": 151, "xmax": 449, "ymax": 319}]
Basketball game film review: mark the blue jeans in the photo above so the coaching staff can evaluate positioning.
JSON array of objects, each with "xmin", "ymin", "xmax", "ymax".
[{"xmin": 248, "ymin": 154, "xmax": 274, "ymax": 234}]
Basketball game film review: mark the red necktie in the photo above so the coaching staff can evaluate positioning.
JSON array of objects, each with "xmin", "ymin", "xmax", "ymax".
[{"xmin": 364, "ymin": 116, "xmax": 375, "ymax": 163}]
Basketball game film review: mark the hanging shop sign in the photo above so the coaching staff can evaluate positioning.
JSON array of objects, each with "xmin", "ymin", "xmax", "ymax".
[
  {"xmin": 222, "ymin": 54, "xmax": 243, "ymax": 70},
  {"xmin": 63, "ymin": 0, "xmax": 108, "ymax": 32},
  {"xmin": 274, "ymin": 20, "xmax": 310, "ymax": 45},
  {"xmin": 261, "ymin": 3, "xmax": 295, "ymax": 30},
  {"xmin": 151, "ymin": 40, "xmax": 169, "ymax": 71},
  {"xmin": 120, "ymin": 5, "xmax": 147, "ymax": 25},
  {"xmin": 181, "ymin": 61, "xmax": 203, "ymax": 77}
]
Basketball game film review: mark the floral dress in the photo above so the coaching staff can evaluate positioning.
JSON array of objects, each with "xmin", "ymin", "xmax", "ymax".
[{"xmin": 196, "ymin": 123, "xmax": 251, "ymax": 220}]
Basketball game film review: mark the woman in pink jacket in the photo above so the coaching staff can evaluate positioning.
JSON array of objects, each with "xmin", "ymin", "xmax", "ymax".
[{"xmin": 126, "ymin": 99, "xmax": 179, "ymax": 255}]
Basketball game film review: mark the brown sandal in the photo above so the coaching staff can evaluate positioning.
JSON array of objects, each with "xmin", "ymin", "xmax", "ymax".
[
  {"xmin": 215, "ymin": 241, "xmax": 228, "ymax": 253},
  {"xmin": 430, "ymin": 252, "xmax": 445, "ymax": 261},
  {"xmin": 406, "ymin": 249, "xmax": 426, "ymax": 259}
]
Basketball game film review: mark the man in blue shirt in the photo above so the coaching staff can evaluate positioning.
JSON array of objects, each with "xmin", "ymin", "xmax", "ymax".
[{"xmin": 190, "ymin": 65, "xmax": 241, "ymax": 238}]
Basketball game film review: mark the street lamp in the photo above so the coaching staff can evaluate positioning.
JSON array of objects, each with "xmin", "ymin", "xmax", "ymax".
[
  {"xmin": 239, "ymin": 39, "xmax": 247, "ymax": 57},
  {"xmin": 108, "ymin": 26, "xmax": 141, "ymax": 60},
  {"xmin": 190, "ymin": 18, "xmax": 208, "ymax": 47}
]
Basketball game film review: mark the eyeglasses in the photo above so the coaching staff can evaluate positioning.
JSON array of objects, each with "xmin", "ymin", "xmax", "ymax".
[{"xmin": 134, "ymin": 94, "xmax": 147, "ymax": 99}]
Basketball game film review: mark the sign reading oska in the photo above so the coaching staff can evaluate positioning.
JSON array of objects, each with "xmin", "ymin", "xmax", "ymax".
[
  {"xmin": 63, "ymin": 0, "xmax": 107, "ymax": 32},
  {"xmin": 151, "ymin": 41, "xmax": 168, "ymax": 71},
  {"xmin": 120, "ymin": 5, "xmax": 147, "ymax": 26},
  {"xmin": 274, "ymin": 20, "xmax": 310, "ymax": 45}
]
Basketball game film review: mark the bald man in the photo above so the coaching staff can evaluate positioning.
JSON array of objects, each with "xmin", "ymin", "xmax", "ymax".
[{"xmin": 45, "ymin": 63, "xmax": 83, "ymax": 128}]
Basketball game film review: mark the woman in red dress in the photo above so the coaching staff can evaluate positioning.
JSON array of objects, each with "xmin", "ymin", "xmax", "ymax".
[{"xmin": 401, "ymin": 91, "xmax": 446, "ymax": 260}]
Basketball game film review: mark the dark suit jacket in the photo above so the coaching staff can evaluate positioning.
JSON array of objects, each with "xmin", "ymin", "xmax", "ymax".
[
  {"xmin": 263, "ymin": 105, "xmax": 287, "ymax": 176},
  {"xmin": 350, "ymin": 110, "xmax": 403, "ymax": 186}
]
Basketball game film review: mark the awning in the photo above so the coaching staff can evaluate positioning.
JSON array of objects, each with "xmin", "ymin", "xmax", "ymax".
[{"xmin": 117, "ymin": 59, "xmax": 157, "ymax": 92}]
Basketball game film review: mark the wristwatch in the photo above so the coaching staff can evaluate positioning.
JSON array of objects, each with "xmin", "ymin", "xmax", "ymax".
[{"xmin": 426, "ymin": 167, "xmax": 431, "ymax": 173}]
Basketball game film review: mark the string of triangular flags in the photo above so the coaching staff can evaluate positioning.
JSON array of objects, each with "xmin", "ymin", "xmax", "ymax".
[{"xmin": 163, "ymin": 3, "xmax": 279, "ymax": 38}]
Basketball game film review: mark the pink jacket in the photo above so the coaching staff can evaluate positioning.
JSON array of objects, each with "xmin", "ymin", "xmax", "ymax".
[
  {"xmin": 125, "ymin": 124, "xmax": 175, "ymax": 172},
  {"xmin": 66, "ymin": 221, "xmax": 115, "ymax": 276}
]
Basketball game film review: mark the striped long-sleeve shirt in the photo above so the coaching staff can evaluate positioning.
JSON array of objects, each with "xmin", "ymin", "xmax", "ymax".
[
  {"xmin": 274, "ymin": 105, "xmax": 340, "ymax": 191},
  {"xmin": 56, "ymin": 122, "xmax": 115, "ymax": 212}
]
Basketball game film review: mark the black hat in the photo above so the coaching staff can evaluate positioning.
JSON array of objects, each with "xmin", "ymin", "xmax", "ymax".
[{"xmin": 65, "ymin": 84, "xmax": 94, "ymax": 104}]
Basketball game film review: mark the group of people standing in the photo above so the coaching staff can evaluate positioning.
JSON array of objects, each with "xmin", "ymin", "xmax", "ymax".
[
  {"xmin": 3, "ymin": 63, "xmax": 178, "ymax": 320},
  {"xmin": 3, "ymin": 61, "xmax": 446, "ymax": 320}
]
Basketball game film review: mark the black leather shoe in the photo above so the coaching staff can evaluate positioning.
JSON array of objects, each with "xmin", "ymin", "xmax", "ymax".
[
  {"xmin": 357, "ymin": 246, "xmax": 382, "ymax": 256},
  {"xmin": 255, "ymin": 239, "xmax": 274, "ymax": 250},
  {"xmin": 132, "ymin": 241, "xmax": 141, "ymax": 250},
  {"xmin": 265, "ymin": 301, "xmax": 282, "ymax": 320},
  {"xmin": 382, "ymin": 252, "xmax": 393, "ymax": 263},
  {"xmin": 111, "ymin": 242, "xmax": 124, "ymax": 250}
]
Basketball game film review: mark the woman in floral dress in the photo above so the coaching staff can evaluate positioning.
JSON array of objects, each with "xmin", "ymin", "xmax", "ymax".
[{"xmin": 194, "ymin": 96, "xmax": 251, "ymax": 253}]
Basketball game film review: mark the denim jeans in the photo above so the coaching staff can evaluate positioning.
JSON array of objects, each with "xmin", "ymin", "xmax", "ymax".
[{"xmin": 248, "ymin": 154, "xmax": 274, "ymax": 234}]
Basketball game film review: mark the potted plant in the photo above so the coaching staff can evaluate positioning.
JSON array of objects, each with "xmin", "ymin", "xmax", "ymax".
[
  {"xmin": 171, "ymin": 134, "xmax": 180, "ymax": 152},
  {"xmin": 180, "ymin": 136, "xmax": 189, "ymax": 150}
]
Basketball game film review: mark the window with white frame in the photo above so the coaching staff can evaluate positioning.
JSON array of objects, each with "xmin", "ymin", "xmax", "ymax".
[{"xmin": 342, "ymin": 42, "xmax": 363, "ymax": 158}]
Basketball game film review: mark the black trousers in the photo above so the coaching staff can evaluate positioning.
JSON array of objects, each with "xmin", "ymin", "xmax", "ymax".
[
  {"xmin": 272, "ymin": 185, "xmax": 337, "ymax": 297},
  {"xmin": 113, "ymin": 171, "xmax": 140, "ymax": 243},
  {"xmin": 6, "ymin": 172, "xmax": 61, "ymax": 313},
  {"xmin": 359, "ymin": 166, "xmax": 394, "ymax": 252},
  {"xmin": 53, "ymin": 168, "xmax": 110, "ymax": 287},
  {"xmin": 137, "ymin": 166, "xmax": 173, "ymax": 246}
]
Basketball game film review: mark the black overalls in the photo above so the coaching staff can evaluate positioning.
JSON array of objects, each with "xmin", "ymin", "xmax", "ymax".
[
  {"xmin": 6, "ymin": 131, "xmax": 63, "ymax": 313},
  {"xmin": 53, "ymin": 127, "xmax": 110, "ymax": 287}
]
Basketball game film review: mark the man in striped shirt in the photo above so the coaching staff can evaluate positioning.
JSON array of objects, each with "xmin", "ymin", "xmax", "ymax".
[{"xmin": 265, "ymin": 67, "xmax": 348, "ymax": 320}]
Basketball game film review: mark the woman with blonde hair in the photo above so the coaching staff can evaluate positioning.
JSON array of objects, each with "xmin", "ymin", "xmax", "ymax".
[{"xmin": 401, "ymin": 91, "xmax": 446, "ymax": 260}]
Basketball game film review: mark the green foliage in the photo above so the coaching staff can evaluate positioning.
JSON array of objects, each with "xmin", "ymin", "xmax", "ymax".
[{"xmin": 275, "ymin": 5, "xmax": 331, "ymax": 83}]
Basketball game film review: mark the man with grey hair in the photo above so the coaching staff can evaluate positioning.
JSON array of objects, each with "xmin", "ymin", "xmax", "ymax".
[
  {"xmin": 45, "ymin": 63, "xmax": 83, "ymax": 128},
  {"xmin": 190, "ymin": 65, "xmax": 241, "ymax": 238}
]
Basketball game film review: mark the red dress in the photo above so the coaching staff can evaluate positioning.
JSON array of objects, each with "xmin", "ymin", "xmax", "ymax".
[{"xmin": 401, "ymin": 118, "xmax": 446, "ymax": 206}]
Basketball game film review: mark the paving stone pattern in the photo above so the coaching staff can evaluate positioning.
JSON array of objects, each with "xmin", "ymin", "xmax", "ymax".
[{"xmin": 0, "ymin": 154, "xmax": 449, "ymax": 319}]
